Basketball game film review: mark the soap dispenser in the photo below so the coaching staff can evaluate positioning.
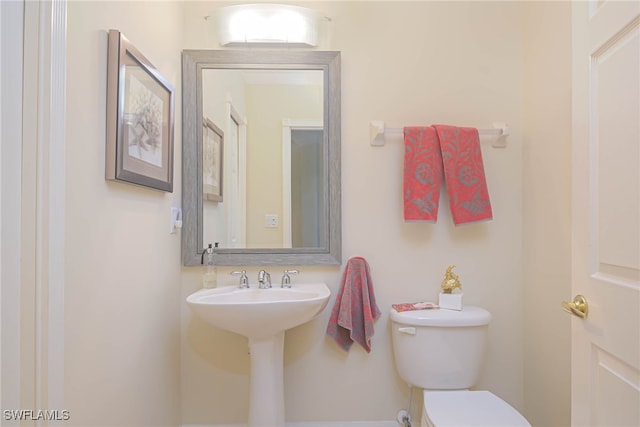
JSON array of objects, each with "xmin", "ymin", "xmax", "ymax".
[{"xmin": 201, "ymin": 243, "xmax": 218, "ymax": 289}]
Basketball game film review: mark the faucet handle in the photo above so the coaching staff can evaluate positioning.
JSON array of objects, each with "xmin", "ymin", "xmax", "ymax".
[
  {"xmin": 231, "ymin": 270, "xmax": 249, "ymax": 288},
  {"xmin": 281, "ymin": 269, "xmax": 299, "ymax": 288}
]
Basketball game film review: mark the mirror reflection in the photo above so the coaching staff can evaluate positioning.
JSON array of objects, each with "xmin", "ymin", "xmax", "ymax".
[
  {"xmin": 181, "ymin": 50, "xmax": 341, "ymax": 266},
  {"xmin": 202, "ymin": 69, "xmax": 325, "ymax": 250}
]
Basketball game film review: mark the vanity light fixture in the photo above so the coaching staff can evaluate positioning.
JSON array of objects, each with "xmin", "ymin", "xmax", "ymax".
[{"xmin": 218, "ymin": 3, "xmax": 319, "ymax": 47}]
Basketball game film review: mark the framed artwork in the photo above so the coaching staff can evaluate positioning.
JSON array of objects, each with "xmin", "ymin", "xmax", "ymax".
[
  {"xmin": 203, "ymin": 118, "xmax": 224, "ymax": 202},
  {"xmin": 106, "ymin": 29, "xmax": 175, "ymax": 192}
]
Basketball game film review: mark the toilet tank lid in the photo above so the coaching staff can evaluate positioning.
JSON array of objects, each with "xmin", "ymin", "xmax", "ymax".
[{"xmin": 390, "ymin": 305, "xmax": 491, "ymax": 327}]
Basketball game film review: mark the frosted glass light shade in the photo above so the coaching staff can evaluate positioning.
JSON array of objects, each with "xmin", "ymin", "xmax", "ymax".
[{"xmin": 218, "ymin": 3, "xmax": 318, "ymax": 46}]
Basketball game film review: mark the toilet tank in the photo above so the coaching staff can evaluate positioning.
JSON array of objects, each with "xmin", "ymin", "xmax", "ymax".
[{"xmin": 390, "ymin": 306, "xmax": 491, "ymax": 390}]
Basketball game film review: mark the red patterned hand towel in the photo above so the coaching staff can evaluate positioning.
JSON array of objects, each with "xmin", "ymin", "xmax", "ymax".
[
  {"xmin": 403, "ymin": 127, "xmax": 443, "ymax": 221},
  {"xmin": 326, "ymin": 257, "xmax": 381, "ymax": 353},
  {"xmin": 433, "ymin": 125, "xmax": 492, "ymax": 225}
]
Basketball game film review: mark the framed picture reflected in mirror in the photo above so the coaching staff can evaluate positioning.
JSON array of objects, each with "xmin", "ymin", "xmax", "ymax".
[{"xmin": 203, "ymin": 117, "xmax": 223, "ymax": 202}]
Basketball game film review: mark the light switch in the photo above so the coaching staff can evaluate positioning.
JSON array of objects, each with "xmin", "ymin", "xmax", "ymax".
[
  {"xmin": 264, "ymin": 214, "xmax": 279, "ymax": 228},
  {"xmin": 170, "ymin": 207, "xmax": 182, "ymax": 234}
]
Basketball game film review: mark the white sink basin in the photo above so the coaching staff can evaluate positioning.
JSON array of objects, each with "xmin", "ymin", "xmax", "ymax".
[
  {"xmin": 187, "ymin": 282, "xmax": 331, "ymax": 427},
  {"xmin": 186, "ymin": 283, "xmax": 330, "ymax": 339}
]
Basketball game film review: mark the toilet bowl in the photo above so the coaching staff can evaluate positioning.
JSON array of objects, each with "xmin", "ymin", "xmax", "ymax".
[
  {"xmin": 390, "ymin": 306, "xmax": 530, "ymax": 427},
  {"xmin": 422, "ymin": 390, "xmax": 530, "ymax": 427}
]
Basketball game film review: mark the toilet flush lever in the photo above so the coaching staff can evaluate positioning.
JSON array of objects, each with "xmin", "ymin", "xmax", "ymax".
[{"xmin": 398, "ymin": 327, "xmax": 417, "ymax": 335}]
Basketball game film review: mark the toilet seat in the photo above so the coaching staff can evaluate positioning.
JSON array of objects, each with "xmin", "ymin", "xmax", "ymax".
[{"xmin": 422, "ymin": 390, "xmax": 531, "ymax": 427}]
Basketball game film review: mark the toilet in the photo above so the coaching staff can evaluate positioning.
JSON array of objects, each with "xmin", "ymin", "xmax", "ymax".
[{"xmin": 390, "ymin": 306, "xmax": 531, "ymax": 427}]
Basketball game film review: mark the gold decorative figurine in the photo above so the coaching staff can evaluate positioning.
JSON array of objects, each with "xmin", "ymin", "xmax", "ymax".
[
  {"xmin": 440, "ymin": 265, "xmax": 462, "ymax": 294},
  {"xmin": 439, "ymin": 265, "xmax": 464, "ymax": 310}
]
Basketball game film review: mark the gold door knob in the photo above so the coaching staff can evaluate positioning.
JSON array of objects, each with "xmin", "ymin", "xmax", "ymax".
[{"xmin": 561, "ymin": 294, "xmax": 588, "ymax": 319}]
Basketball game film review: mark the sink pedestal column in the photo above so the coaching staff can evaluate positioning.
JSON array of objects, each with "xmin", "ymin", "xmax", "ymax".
[{"xmin": 247, "ymin": 331, "xmax": 285, "ymax": 427}]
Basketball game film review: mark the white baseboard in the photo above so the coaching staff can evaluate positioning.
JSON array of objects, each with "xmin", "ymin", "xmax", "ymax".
[{"xmin": 182, "ymin": 422, "xmax": 397, "ymax": 427}]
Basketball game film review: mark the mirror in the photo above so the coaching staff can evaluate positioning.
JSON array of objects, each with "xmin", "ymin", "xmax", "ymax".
[{"xmin": 182, "ymin": 50, "xmax": 341, "ymax": 266}]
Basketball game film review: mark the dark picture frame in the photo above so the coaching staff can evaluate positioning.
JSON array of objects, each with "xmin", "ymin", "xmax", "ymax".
[{"xmin": 106, "ymin": 29, "xmax": 175, "ymax": 192}]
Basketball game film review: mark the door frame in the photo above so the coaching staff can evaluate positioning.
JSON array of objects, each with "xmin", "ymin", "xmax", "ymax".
[
  {"xmin": 3, "ymin": 0, "xmax": 68, "ymax": 412},
  {"xmin": 225, "ymin": 95, "xmax": 247, "ymax": 248},
  {"xmin": 40, "ymin": 0, "xmax": 67, "ymax": 410}
]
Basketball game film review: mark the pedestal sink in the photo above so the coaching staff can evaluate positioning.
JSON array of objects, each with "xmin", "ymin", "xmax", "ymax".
[{"xmin": 186, "ymin": 283, "xmax": 331, "ymax": 427}]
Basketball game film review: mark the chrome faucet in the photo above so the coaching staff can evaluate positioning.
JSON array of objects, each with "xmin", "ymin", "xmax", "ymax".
[{"xmin": 257, "ymin": 270, "xmax": 272, "ymax": 289}]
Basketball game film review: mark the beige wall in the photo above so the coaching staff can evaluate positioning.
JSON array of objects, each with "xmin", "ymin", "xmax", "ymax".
[
  {"xmin": 57, "ymin": 1, "xmax": 573, "ymax": 426},
  {"xmin": 65, "ymin": 2, "xmax": 183, "ymax": 426},
  {"xmin": 182, "ymin": 1, "xmax": 528, "ymax": 423},
  {"xmin": 522, "ymin": 2, "xmax": 572, "ymax": 426},
  {"xmin": 245, "ymin": 84, "xmax": 323, "ymax": 247}
]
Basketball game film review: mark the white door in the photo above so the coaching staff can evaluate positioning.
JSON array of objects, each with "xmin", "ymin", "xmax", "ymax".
[{"xmin": 571, "ymin": 1, "xmax": 640, "ymax": 426}]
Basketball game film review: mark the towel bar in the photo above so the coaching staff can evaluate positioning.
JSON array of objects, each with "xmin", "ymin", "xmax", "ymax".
[{"xmin": 370, "ymin": 121, "xmax": 509, "ymax": 148}]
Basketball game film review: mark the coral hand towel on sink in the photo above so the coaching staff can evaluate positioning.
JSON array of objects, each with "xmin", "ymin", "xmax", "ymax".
[
  {"xmin": 326, "ymin": 257, "xmax": 381, "ymax": 353},
  {"xmin": 434, "ymin": 125, "xmax": 493, "ymax": 225}
]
